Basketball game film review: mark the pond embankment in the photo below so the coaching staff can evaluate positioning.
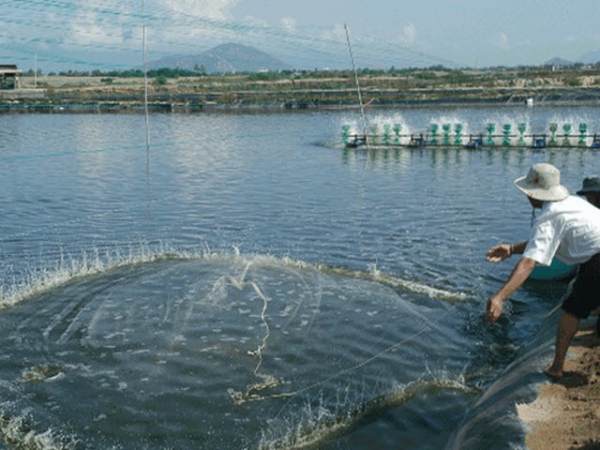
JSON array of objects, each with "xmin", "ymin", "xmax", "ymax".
[{"xmin": 2, "ymin": 68, "xmax": 600, "ymax": 113}]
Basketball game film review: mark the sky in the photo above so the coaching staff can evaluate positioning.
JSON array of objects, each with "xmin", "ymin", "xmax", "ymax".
[{"xmin": 2, "ymin": 0, "xmax": 600, "ymax": 72}]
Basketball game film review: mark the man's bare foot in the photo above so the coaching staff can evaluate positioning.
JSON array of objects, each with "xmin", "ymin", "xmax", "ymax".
[{"xmin": 544, "ymin": 366, "xmax": 563, "ymax": 381}]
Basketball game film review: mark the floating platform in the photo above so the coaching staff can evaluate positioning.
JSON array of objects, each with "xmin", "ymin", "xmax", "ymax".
[
  {"xmin": 343, "ymin": 133, "xmax": 600, "ymax": 150},
  {"xmin": 341, "ymin": 122, "xmax": 600, "ymax": 150}
]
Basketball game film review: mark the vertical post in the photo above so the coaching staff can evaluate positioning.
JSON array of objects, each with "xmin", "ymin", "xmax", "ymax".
[
  {"xmin": 579, "ymin": 123, "xmax": 588, "ymax": 147},
  {"xmin": 341, "ymin": 125, "xmax": 350, "ymax": 144},
  {"xmin": 393, "ymin": 124, "xmax": 402, "ymax": 144},
  {"xmin": 454, "ymin": 123, "xmax": 463, "ymax": 146},
  {"xmin": 562, "ymin": 123, "xmax": 571, "ymax": 147},
  {"xmin": 518, "ymin": 123, "xmax": 526, "ymax": 146},
  {"xmin": 344, "ymin": 24, "xmax": 368, "ymax": 149},
  {"xmin": 142, "ymin": 0, "xmax": 150, "ymax": 150},
  {"xmin": 383, "ymin": 124, "xmax": 391, "ymax": 144},
  {"xmin": 503, "ymin": 124, "xmax": 511, "ymax": 146},
  {"xmin": 430, "ymin": 123, "xmax": 439, "ymax": 145},
  {"xmin": 442, "ymin": 124, "xmax": 451, "ymax": 146},
  {"xmin": 34, "ymin": 51, "xmax": 38, "ymax": 88},
  {"xmin": 486, "ymin": 123, "xmax": 495, "ymax": 146},
  {"xmin": 142, "ymin": 0, "xmax": 153, "ymax": 220}
]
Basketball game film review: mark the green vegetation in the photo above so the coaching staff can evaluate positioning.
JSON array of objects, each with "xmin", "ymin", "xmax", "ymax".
[
  {"xmin": 24, "ymin": 60, "xmax": 600, "ymax": 81},
  {"xmin": 10, "ymin": 63, "xmax": 600, "ymax": 111}
]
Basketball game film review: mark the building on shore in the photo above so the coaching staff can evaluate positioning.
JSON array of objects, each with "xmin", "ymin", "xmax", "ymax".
[
  {"xmin": 0, "ymin": 64, "xmax": 21, "ymax": 90},
  {"xmin": 0, "ymin": 64, "xmax": 46, "ymax": 101}
]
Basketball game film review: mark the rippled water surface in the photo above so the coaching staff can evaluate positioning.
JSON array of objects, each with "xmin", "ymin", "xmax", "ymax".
[{"xmin": 0, "ymin": 106, "xmax": 598, "ymax": 449}]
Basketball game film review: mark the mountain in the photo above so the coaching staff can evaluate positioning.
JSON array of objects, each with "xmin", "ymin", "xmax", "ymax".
[
  {"xmin": 543, "ymin": 57, "xmax": 574, "ymax": 67},
  {"xmin": 149, "ymin": 43, "xmax": 291, "ymax": 73},
  {"xmin": 578, "ymin": 51, "xmax": 600, "ymax": 64}
]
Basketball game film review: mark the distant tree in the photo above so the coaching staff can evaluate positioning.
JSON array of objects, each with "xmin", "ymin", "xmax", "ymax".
[
  {"xmin": 563, "ymin": 75, "xmax": 582, "ymax": 87},
  {"xmin": 154, "ymin": 75, "xmax": 168, "ymax": 85},
  {"xmin": 194, "ymin": 63, "xmax": 207, "ymax": 75},
  {"xmin": 22, "ymin": 68, "xmax": 42, "ymax": 77},
  {"xmin": 428, "ymin": 64, "xmax": 448, "ymax": 71}
]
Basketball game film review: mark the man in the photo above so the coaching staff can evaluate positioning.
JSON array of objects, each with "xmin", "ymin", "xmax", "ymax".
[
  {"xmin": 577, "ymin": 175, "xmax": 600, "ymax": 208},
  {"xmin": 485, "ymin": 163, "xmax": 600, "ymax": 380},
  {"xmin": 577, "ymin": 175, "xmax": 600, "ymax": 337}
]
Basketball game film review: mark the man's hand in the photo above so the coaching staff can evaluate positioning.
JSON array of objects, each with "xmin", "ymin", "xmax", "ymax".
[
  {"xmin": 486, "ymin": 294, "xmax": 505, "ymax": 323},
  {"xmin": 484, "ymin": 257, "xmax": 536, "ymax": 323},
  {"xmin": 486, "ymin": 244, "xmax": 511, "ymax": 263}
]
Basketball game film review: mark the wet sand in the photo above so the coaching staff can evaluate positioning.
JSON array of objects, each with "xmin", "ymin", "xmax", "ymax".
[{"xmin": 517, "ymin": 322, "xmax": 600, "ymax": 450}]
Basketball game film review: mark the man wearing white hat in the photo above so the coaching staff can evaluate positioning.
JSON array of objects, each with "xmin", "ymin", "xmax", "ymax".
[{"xmin": 485, "ymin": 162, "xmax": 600, "ymax": 380}]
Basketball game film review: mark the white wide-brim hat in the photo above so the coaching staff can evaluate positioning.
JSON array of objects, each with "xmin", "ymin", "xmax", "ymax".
[{"xmin": 514, "ymin": 163, "xmax": 569, "ymax": 202}]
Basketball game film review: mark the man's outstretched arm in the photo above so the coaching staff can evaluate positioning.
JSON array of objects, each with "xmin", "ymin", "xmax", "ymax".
[{"xmin": 486, "ymin": 256, "xmax": 537, "ymax": 322}]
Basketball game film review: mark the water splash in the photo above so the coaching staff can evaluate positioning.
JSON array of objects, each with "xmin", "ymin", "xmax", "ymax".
[
  {"xmin": 0, "ymin": 411, "xmax": 77, "ymax": 450},
  {"xmin": 340, "ymin": 112, "xmax": 600, "ymax": 148},
  {"xmin": 1, "ymin": 245, "xmax": 469, "ymax": 311},
  {"xmin": 0, "ymin": 243, "xmax": 184, "ymax": 310},
  {"xmin": 259, "ymin": 374, "xmax": 479, "ymax": 450}
]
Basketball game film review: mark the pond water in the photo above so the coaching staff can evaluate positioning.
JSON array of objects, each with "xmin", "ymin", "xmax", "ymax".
[{"xmin": 0, "ymin": 105, "xmax": 598, "ymax": 449}]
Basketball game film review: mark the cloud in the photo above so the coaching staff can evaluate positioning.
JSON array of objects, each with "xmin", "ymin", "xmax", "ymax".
[
  {"xmin": 399, "ymin": 23, "xmax": 418, "ymax": 46},
  {"xmin": 239, "ymin": 15, "xmax": 269, "ymax": 27},
  {"xmin": 320, "ymin": 24, "xmax": 347, "ymax": 42},
  {"xmin": 493, "ymin": 32, "xmax": 511, "ymax": 51},
  {"xmin": 280, "ymin": 16, "xmax": 297, "ymax": 33},
  {"xmin": 161, "ymin": 0, "xmax": 239, "ymax": 20},
  {"xmin": 57, "ymin": 0, "xmax": 250, "ymax": 56},
  {"xmin": 67, "ymin": 11, "xmax": 126, "ymax": 47},
  {"xmin": 61, "ymin": 1, "xmax": 244, "ymax": 46}
]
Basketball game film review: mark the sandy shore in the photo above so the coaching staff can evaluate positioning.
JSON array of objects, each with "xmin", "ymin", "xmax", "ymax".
[{"xmin": 517, "ymin": 321, "xmax": 600, "ymax": 450}]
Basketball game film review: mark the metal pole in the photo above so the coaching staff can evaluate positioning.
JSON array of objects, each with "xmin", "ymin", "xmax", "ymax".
[{"xmin": 344, "ymin": 24, "xmax": 369, "ymax": 149}]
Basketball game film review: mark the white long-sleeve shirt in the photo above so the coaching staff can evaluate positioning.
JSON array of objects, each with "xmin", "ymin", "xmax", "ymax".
[{"xmin": 523, "ymin": 195, "xmax": 600, "ymax": 266}]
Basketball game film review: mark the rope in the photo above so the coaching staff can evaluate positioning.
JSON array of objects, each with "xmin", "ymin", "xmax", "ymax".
[
  {"xmin": 214, "ymin": 262, "xmax": 284, "ymax": 405},
  {"xmin": 232, "ymin": 297, "xmax": 461, "ymax": 405}
]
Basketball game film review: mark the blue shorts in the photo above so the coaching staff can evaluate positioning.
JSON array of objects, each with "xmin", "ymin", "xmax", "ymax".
[{"xmin": 562, "ymin": 253, "xmax": 600, "ymax": 319}]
